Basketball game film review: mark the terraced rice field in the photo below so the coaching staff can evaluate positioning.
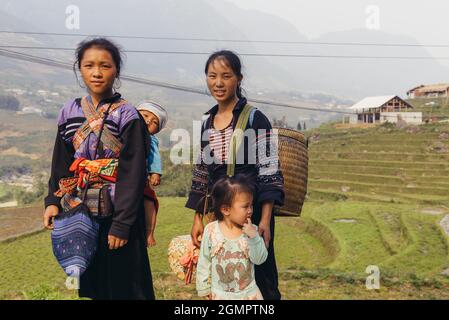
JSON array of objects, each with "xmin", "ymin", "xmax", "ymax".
[
  {"xmin": 307, "ymin": 122, "xmax": 449, "ymax": 207},
  {"xmin": 1, "ymin": 198, "xmax": 449, "ymax": 300},
  {"xmin": 2, "ymin": 118, "xmax": 449, "ymax": 299}
]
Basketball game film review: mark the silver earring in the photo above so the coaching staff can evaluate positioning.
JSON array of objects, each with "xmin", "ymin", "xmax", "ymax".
[
  {"xmin": 114, "ymin": 78, "xmax": 122, "ymax": 89},
  {"xmin": 77, "ymin": 77, "xmax": 86, "ymax": 89}
]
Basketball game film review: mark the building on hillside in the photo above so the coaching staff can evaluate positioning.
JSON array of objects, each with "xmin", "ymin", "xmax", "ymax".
[
  {"xmin": 19, "ymin": 107, "xmax": 43, "ymax": 116},
  {"xmin": 407, "ymin": 83, "xmax": 449, "ymax": 99},
  {"xmin": 346, "ymin": 95, "xmax": 422, "ymax": 125}
]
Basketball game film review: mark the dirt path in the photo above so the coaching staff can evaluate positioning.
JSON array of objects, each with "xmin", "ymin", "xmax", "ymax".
[
  {"xmin": 0, "ymin": 205, "xmax": 44, "ymax": 242},
  {"xmin": 439, "ymin": 214, "xmax": 449, "ymax": 276},
  {"xmin": 0, "ymin": 201, "xmax": 18, "ymax": 208},
  {"xmin": 440, "ymin": 214, "xmax": 449, "ymax": 238}
]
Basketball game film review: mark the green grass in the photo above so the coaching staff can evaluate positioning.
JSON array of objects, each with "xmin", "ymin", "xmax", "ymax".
[
  {"xmin": 407, "ymin": 97, "xmax": 449, "ymax": 121},
  {"xmin": 2, "ymin": 116, "xmax": 449, "ymax": 299},
  {"xmin": 1, "ymin": 199, "xmax": 449, "ymax": 299},
  {"xmin": 0, "ymin": 184, "xmax": 12, "ymax": 202},
  {"xmin": 306, "ymin": 121, "xmax": 449, "ymax": 206}
]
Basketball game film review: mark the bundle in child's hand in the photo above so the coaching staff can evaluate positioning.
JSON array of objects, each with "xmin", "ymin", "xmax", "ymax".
[{"xmin": 168, "ymin": 235, "xmax": 201, "ymax": 284}]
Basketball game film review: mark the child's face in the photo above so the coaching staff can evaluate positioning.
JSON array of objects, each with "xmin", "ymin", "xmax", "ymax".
[
  {"xmin": 139, "ymin": 110, "xmax": 160, "ymax": 134},
  {"xmin": 223, "ymin": 192, "xmax": 253, "ymax": 227},
  {"xmin": 79, "ymin": 48, "xmax": 117, "ymax": 98}
]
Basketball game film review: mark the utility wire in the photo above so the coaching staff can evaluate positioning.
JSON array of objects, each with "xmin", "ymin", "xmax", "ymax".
[
  {"xmin": 0, "ymin": 48, "xmax": 353, "ymax": 114},
  {"xmin": 0, "ymin": 45, "xmax": 446, "ymax": 60},
  {"xmin": 1, "ymin": 30, "xmax": 449, "ymax": 48}
]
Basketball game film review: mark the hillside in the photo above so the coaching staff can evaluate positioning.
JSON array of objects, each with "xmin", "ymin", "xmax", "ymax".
[
  {"xmin": 307, "ymin": 121, "xmax": 449, "ymax": 207},
  {"xmin": 2, "ymin": 0, "xmax": 449, "ymax": 99},
  {"xmin": 1, "ymin": 198, "xmax": 449, "ymax": 300},
  {"xmin": 2, "ymin": 119, "xmax": 449, "ymax": 299},
  {"xmin": 407, "ymin": 97, "xmax": 449, "ymax": 122}
]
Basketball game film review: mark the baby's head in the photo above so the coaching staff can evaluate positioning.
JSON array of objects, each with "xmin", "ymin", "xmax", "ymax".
[
  {"xmin": 210, "ymin": 175, "xmax": 255, "ymax": 226},
  {"xmin": 136, "ymin": 101, "xmax": 168, "ymax": 135}
]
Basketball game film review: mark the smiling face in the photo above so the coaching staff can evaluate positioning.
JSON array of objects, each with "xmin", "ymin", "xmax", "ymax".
[
  {"xmin": 206, "ymin": 58, "xmax": 242, "ymax": 105},
  {"xmin": 79, "ymin": 47, "xmax": 117, "ymax": 99},
  {"xmin": 222, "ymin": 192, "xmax": 253, "ymax": 227},
  {"xmin": 139, "ymin": 110, "xmax": 160, "ymax": 134}
]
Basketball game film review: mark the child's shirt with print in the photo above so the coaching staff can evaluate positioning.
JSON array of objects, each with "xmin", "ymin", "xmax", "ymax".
[{"xmin": 196, "ymin": 220, "xmax": 268, "ymax": 300}]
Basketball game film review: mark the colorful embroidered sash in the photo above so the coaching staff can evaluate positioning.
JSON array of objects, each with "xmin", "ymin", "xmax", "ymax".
[{"xmin": 55, "ymin": 158, "xmax": 119, "ymax": 198}]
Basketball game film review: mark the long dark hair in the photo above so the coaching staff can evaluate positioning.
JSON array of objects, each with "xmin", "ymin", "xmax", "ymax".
[
  {"xmin": 205, "ymin": 50, "xmax": 244, "ymax": 99},
  {"xmin": 210, "ymin": 175, "xmax": 255, "ymax": 221},
  {"xmin": 73, "ymin": 37, "xmax": 124, "ymax": 88}
]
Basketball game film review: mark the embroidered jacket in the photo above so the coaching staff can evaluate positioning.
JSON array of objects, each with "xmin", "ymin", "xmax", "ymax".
[{"xmin": 185, "ymin": 98, "xmax": 285, "ymax": 213}]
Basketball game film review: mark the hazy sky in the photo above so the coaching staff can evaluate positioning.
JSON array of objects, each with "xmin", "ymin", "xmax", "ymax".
[
  {"xmin": 226, "ymin": 0, "xmax": 449, "ymax": 65},
  {"xmin": 226, "ymin": 0, "xmax": 447, "ymax": 40}
]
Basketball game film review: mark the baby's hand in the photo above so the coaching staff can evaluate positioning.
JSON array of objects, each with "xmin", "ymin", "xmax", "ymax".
[
  {"xmin": 242, "ymin": 218, "xmax": 258, "ymax": 238},
  {"xmin": 150, "ymin": 174, "xmax": 161, "ymax": 186}
]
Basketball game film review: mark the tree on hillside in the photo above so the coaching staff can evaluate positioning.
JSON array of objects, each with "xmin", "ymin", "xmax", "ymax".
[{"xmin": 0, "ymin": 95, "xmax": 20, "ymax": 111}]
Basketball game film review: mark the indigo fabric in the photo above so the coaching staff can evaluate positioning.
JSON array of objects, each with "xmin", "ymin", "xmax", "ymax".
[{"xmin": 51, "ymin": 204, "xmax": 99, "ymax": 277}]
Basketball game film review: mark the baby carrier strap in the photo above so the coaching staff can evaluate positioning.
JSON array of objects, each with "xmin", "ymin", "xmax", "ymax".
[
  {"xmin": 73, "ymin": 96, "xmax": 127, "ymax": 155},
  {"xmin": 227, "ymin": 104, "xmax": 256, "ymax": 177}
]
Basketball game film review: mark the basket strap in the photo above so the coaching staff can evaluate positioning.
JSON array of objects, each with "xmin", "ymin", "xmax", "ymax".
[
  {"xmin": 249, "ymin": 107, "xmax": 257, "ymax": 127},
  {"xmin": 227, "ymin": 104, "xmax": 254, "ymax": 177}
]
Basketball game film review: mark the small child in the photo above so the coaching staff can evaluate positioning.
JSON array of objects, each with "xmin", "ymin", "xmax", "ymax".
[
  {"xmin": 196, "ymin": 175, "xmax": 268, "ymax": 300},
  {"xmin": 136, "ymin": 101, "xmax": 168, "ymax": 248}
]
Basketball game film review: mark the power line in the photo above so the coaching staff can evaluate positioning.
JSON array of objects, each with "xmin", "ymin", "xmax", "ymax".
[
  {"xmin": 0, "ymin": 45, "xmax": 447, "ymax": 60},
  {"xmin": 0, "ymin": 48, "xmax": 353, "ymax": 114},
  {"xmin": 1, "ymin": 30, "xmax": 449, "ymax": 48}
]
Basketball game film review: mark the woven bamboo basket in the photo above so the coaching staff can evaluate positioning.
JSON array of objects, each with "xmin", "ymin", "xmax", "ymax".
[
  {"xmin": 168, "ymin": 235, "xmax": 200, "ymax": 283},
  {"xmin": 272, "ymin": 127, "xmax": 308, "ymax": 217}
]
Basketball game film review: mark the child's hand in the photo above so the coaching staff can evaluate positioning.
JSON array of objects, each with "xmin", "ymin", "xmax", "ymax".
[
  {"xmin": 206, "ymin": 293, "xmax": 212, "ymax": 300},
  {"xmin": 150, "ymin": 174, "xmax": 161, "ymax": 186},
  {"xmin": 146, "ymin": 231, "xmax": 156, "ymax": 247},
  {"xmin": 242, "ymin": 218, "xmax": 258, "ymax": 238}
]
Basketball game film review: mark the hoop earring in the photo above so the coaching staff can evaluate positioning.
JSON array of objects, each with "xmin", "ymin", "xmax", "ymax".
[
  {"xmin": 114, "ymin": 78, "xmax": 122, "ymax": 90},
  {"xmin": 77, "ymin": 77, "xmax": 86, "ymax": 89}
]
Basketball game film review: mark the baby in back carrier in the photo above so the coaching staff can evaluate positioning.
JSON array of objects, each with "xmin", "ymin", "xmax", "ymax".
[{"xmin": 136, "ymin": 101, "xmax": 168, "ymax": 247}]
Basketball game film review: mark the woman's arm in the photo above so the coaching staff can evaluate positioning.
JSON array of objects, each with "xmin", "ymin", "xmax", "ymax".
[
  {"xmin": 186, "ymin": 150, "xmax": 209, "ymax": 248},
  {"xmin": 109, "ymin": 117, "xmax": 148, "ymax": 241},
  {"xmin": 259, "ymin": 200, "xmax": 274, "ymax": 248},
  {"xmin": 251, "ymin": 110, "xmax": 285, "ymax": 247},
  {"xmin": 44, "ymin": 130, "xmax": 75, "ymax": 210},
  {"xmin": 43, "ymin": 119, "xmax": 75, "ymax": 229},
  {"xmin": 251, "ymin": 110, "xmax": 285, "ymax": 207}
]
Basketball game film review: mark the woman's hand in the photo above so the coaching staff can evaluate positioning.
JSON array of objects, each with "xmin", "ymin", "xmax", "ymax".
[
  {"xmin": 108, "ymin": 235, "xmax": 128, "ymax": 250},
  {"xmin": 258, "ymin": 220, "xmax": 271, "ymax": 249},
  {"xmin": 259, "ymin": 201, "xmax": 274, "ymax": 248},
  {"xmin": 191, "ymin": 212, "xmax": 204, "ymax": 248},
  {"xmin": 43, "ymin": 205, "xmax": 59, "ymax": 230}
]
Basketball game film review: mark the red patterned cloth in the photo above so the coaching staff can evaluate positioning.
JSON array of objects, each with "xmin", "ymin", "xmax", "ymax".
[{"xmin": 55, "ymin": 157, "xmax": 118, "ymax": 197}]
